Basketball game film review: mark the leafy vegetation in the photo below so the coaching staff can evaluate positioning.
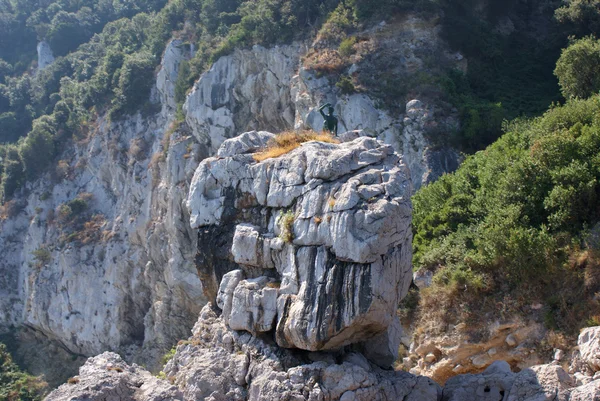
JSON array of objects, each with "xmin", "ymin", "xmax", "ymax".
[
  {"xmin": 412, "ymin": 95, "xmax": 600, "ymax": 335},
  {"xmin": 554, "ymin": 36, "xmax": 600, "ymax": 100},
  {"xmin": 0, "ymin": 343, "xmax": 47, "ymax": 401}
]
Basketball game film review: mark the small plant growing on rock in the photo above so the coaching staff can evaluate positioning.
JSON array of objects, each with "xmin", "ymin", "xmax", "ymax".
[
  {"xmin": 336, "ymin": 75, "xmax": 356, "ymax": 94},
  {"xmin": 161, "ymin": 346, "xmax": 177, "ymax": 365},
  {"xmin": 67, "ymin": 377, "xmax": 80, "ymax": 385},
  {"xmin": 338, "ymin": 36, "xmax": 357, "ymax": 58},
  {"xmin": 32, "ymin": 247, "xmax": 51, "ymax": 268},
  {"xmin": 278, "ymin": 210, "xmax": 295, "ymax": 243}
]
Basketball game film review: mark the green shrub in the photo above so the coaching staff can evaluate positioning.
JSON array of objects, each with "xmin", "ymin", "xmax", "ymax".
[
  {"xmin": 338, "ymin": 36, "xmax": 357, "ymax": 57},
  {"xmin": 555, "ymin": 0, "xmax": 600, "ymax": 37},
  {"xmin": 554, "ymin": 36, "xmax": 600, "ymax": 99},
  {"xmin": 336, "ymin": 75, "xmax": 356, "ymax": 94},
  {"xmin": 413, "ymin": 95, "xmax": 600, "ymax": 285},
  {"xmin": 0, "ymin": 343, "xmax": 47, "ymax": 400},
  {"xmin": 32, "ymin": 247, "xmax": 52, "ymax": 268},
  {"xmin": 111, "ymin": 51, "xmax": 157, "ymax": 117}
]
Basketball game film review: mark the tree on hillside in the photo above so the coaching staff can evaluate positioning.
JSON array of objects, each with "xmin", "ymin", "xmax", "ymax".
[
  {"xmin": 555, "ymin": 0, "xmax": 600, "ymax": 37},
  {"xmin": 554, "ymin": 36, "xmax": 600, "ymax": 99}
]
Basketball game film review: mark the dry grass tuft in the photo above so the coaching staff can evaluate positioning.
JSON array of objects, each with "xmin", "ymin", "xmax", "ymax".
[{"xmin": 253, "ymin": 130, "xmax": 338, "ymax": 162}]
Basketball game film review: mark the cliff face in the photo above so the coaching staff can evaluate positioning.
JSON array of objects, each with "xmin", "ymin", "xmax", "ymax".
[
  {"xmin": 0, "ymin": 15, "xmax": 460, "ymax": 384},
  {"xmin": 0, "ymin": 40, "xmax": 206, "ymax": 381}
]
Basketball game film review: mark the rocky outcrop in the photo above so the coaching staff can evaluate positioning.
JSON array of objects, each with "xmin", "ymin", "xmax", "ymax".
[
  {"xmin": 3, "ymin": 17, "xmax": 461, "ymax": 385},
  {"xmin": 37, "ymin": 41, "xmax": 54, "ymax": 71},
  {"xmin": 156, "ymin": 39, "xmax": 193, "ymax": 113},
  {"xmin": 405, "ymin": 320, "xmax": 546, "ymax": 385},
  {"xmin": 187, "ymin": 132, "xmax": 413, "ymax": 365},
  {"xmin": 46, "ymin": 305, "xmax": 441, "ymax": 401},
  {"xmin": 184, "ymin": 45, "xmax": 301, "ymax": 154},
  {"xmin": 46, "ymin": 352, "xmax": 182, "ymax": 401},
  {"xmin": 441, "ymin": 360, "xmax": 600, "ymax": 401},
  {"xmin": 165, "ymin": 305, "xmax": 441, "ymax": 401}
]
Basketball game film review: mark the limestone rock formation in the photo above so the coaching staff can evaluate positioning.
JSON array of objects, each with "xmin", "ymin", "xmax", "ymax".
[
  {"xmin": 46, "ymin": 352, "xmax": 182, "ymax": 401},
  {"xmin": 37, "ymin": 41, "xmax": 54, "ymax": 71},
  {"xmin": 163, "ymin": 305, "xmax": 442, "ymax": 401},
  {"xmin": 156, "ymin": 39, "xmax": 193, "ymax": 113},
  {"xmin": 184, "ymin": 36, "xmax": 460, "ymax": 190},
  {"xmin": 187, "ymin": 132, "xmax": 413, "ymax": 365},
  {"xmin": 184, "ymin": 45, "xmax": 301, "ymax": 154},
  {"xmin": 46, "ymin": 305, "xmax": 441, "ymax": 401}
]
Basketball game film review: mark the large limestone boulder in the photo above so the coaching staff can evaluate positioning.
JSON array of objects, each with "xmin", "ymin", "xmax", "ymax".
[{"xmin": 187, "ymin": 132, "xmax": 413, "ymax": 366}]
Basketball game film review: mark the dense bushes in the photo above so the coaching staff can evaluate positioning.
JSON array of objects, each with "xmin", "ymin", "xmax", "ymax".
[
  {"xmin": 413, "ymin": 96, "xmax": 600, "ymax": 331},
  {"xmin": 0, "ymin": 343, "xmax": 47, "ymax": 401}
]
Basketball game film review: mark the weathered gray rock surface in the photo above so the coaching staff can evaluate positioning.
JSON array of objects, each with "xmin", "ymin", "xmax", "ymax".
[
  {"xmin": 187, "ymin": 132, "xmax": 413, "ymax": 365},
  {"xmin": 164, "ymin": 305, "xmax": 442, "ymax": 401},
  {"xmin": 578, "ymin": 326, "xmax": 600, "ymax": 372},
  {"xmin": 37, "ymin": 41, "xmax": 54, "ymax": 71},
  {"xmin": 46, "ymin": 305, "xmax": 442, "ymax": 401},
  {"xmin": 46, "ymin": 352, "xmax": 182, "ymax": 401},
  {"xmin": 0, "ymin": 39, "xmax": 206, "ymax": 383},
  {"xmin": 442, "ymin": 359, "xmax": 600, "ymax": 401}
]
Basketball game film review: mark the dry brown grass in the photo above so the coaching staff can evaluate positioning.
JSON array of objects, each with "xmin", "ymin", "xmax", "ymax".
[
  {"xmin": 303, "ymin": 49, "xmax": 347, "ymax": 75},
  {"xmin": 253, "ymin": 130, "xmax": 338, "ymax": 162}
]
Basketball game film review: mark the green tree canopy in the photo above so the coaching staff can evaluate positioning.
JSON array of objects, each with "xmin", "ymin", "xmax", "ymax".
[{"xmin": 554, "ymin": 36, "xmax": 600, "ymax": 99}]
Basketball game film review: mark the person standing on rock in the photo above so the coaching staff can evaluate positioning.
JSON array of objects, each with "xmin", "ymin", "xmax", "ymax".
[{"xmin": 319, "ymin": 103, "xmax": 338, "ymax": 136}]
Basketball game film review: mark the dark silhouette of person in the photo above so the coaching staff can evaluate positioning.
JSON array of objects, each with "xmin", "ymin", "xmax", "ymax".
[{"xmin": 319, "ymin": 103, "xmax": 338, "ymax": 136}]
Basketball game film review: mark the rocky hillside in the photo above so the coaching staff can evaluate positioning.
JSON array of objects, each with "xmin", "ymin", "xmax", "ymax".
[
  {"xmin": 0, "ymin": 12, "xmax": 459, "ymax": 386},
  {"xmin": 43, "ymin": 132, "xmax": 600, "ymax": 401}
]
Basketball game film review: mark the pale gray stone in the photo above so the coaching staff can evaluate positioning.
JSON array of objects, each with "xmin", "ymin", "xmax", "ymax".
[
  {"xmin": 37, "ymin": 41, "xmax": 54, "ymax": 71},
  {"xmin": 45, "ymin": 352, "xmax": 182, "ymax": 401},
  {"xmin": 579, "ymin": 327, "xmax": 600, "ymax": 371}
]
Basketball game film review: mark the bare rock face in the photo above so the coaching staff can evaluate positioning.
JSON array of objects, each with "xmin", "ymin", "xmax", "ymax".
[
  {"xmin": 37, "ymin": 41, "xmax": 55, "ymax": 71},
  {"xmin": 183, "ymin": 45, "xmax": 301, "ymax": 154},
  {"xmin": 0, "ymin": 34, "xmax": 206, "ymax": 382},
  {"xmin": 156, "ymin": 39, "xmax": 193, "ymax": 113},
  {"xmin": 164, "ymin": 305, "xmax": 442, "ymax": 401},
  {"xmin": 187, "ymin": 132, "xmax": 413, "ymax": 366},
  {"xmin": 45, "ymin": 352, "xmax": 182, "ymax": 401}
]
